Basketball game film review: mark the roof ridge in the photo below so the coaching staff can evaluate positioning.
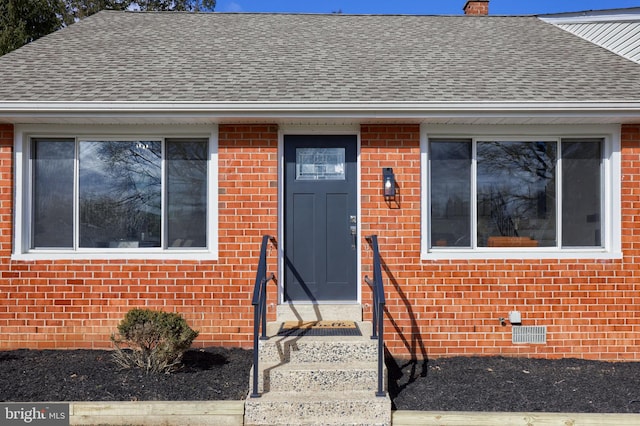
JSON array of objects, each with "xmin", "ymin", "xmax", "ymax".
[{"xmin": 106, "ymin": 9, "xmax": 537, "ymax": 18}]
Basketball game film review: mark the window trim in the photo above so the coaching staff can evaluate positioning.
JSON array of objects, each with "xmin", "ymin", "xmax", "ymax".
[
  {"xmin": 420, "ymin": 124, "xmax": 621, "ymax": 260},
  {"xmin": 13, "ymin": 124, "xmax": 219, "ymax": 260}
]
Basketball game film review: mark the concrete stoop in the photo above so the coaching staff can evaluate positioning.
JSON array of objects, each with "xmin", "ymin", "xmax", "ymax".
[{"xmin": 244, "ymin": 321, "xmax": 391, "ymax": 426}]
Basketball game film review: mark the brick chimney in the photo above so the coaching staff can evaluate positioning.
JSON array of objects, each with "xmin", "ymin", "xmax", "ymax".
[{"xmin": 463, "ymin": 0, "xmax": 489, "ymax": 15}]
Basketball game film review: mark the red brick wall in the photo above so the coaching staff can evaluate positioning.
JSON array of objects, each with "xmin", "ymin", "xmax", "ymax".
[
  {"xmin": 362, "ymin": 123, "xmax": 640, "ymax": 361},
  {"xmin": 0, "ymin": 124, "xmax": 278, "ymax": 350},
  {"xmin": 1, "ymin": 122, "xmax": 639, "ymax": 361},
  {"xmin": 0, "ymin": 123, "xmax": 15, "ymax": 346},
  {"xmin": 0, "ymin": 124, "xmax": 12, "ymax": 255},
  {"xmin": 216, "ymin": 124, "xmax": 279, "ymax": 339}
]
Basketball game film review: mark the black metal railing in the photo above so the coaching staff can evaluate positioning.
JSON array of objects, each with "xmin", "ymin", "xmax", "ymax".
[
  {"xmin": 364, "ymin": 235, "xmax": 387, "ymax": 397},
  {"xmin": 250, "ymin": 235, "xmax": 277, "ymax": 398}
]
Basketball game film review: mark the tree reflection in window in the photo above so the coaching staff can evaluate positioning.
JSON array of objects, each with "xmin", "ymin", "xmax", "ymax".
[
  {"xmin": 79, "ymin": 141, "xmax": 162, "ymax": 248},
  {"xmin": 477, "ymin": 141, "xmax": 557, "ymax": 247}
]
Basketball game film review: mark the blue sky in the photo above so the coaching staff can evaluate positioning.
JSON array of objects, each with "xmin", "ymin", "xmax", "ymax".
[{"xmin": 215, "ymin": 0, "xmax": 640, "ymax": 15}]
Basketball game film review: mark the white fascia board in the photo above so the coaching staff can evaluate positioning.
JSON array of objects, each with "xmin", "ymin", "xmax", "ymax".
[
  {"xmin": 539, "ymin": 8, "xmax": 640, "ymax": 24},
  {"xmin": 2, "ymin": 101, "xmax": 640, "ymax": 120}
]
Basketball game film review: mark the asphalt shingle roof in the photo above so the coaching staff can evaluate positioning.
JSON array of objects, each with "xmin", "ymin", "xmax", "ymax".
[{"xmin": 1, "ymin": 11, "xmax": 640, "ymax": 103}]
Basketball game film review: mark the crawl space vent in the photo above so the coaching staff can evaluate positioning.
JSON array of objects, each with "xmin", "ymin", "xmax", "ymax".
[{"xmin": 512, "ymin": 326, "xmax": 547, "ymax": 344}]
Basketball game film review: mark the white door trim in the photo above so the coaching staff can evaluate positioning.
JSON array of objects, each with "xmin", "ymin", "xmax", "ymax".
[{"xmin": 277, "ymin": 124, "xmax": 362, "ymax": 310}]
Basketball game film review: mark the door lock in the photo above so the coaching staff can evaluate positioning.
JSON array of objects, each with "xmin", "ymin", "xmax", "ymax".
[
  {"xmin": 349, "ymin": 215, "xmax": 357, "ymax": 249},
  {"xmin": 350, "ymin": 215, "xmax": 357, "ymax": 235}
]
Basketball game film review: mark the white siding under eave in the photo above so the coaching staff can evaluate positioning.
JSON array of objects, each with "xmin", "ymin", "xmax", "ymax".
[{"xmin": 555, "ymin": 21, "xmax": 640, "ymax": 64}]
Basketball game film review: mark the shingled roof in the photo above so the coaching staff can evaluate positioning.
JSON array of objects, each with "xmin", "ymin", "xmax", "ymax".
[{"xmin": 1, "ymin": 11, "xmax": 640, "ymax": 104}]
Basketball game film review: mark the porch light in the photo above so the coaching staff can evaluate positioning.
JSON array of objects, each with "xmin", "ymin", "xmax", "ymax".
[{"xmin": 383, "ymin": 168, "xmax": 395, "ymax": 199}]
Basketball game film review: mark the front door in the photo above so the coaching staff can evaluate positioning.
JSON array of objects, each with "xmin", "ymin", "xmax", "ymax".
[{"xmin": 284, "ymin": 135, "xmax": 357, "ymax": 302}]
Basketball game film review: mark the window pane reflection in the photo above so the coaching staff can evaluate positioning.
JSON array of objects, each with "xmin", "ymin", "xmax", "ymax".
[
  {"xmin": 477, "ymin": 141, "xmax": 557, "ymax": 247},
  {"xmin": 430, "ymin": 140, "xmax": 471, "ymax": 247},
  {"xmin": 32, "ymin": 139, "xmax": 75, "ymax": 248},
  {"xmin": 167, "ymin": 139, "xmax": 208, "ymax": 248},
  {"xmin": 79, "ymin": 141, "xmax": 161, "ymax": 248},
  {"xmin": 562, "ymin": 140, "xmax": 602, "ymax": 247}
]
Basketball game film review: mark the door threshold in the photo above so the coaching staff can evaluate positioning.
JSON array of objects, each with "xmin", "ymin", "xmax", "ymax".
[{"xmin": 276, "ymin": 303, "xmax": 362, "ymax": 322}]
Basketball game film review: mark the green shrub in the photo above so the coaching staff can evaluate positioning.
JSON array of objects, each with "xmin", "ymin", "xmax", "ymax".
[{"xmin": 111, "ymin": 308, "xmax": 199, "ymax": 374}]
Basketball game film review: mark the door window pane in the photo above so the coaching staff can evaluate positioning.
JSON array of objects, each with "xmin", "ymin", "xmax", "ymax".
[
  {"xmin": 166, "ymin": 139, "xmax": 208, "ymax": 248},
  {"xmin": 296, "ymin": 148, "xmax": 345, "ymax": 180},
  {"xmin": 430, "ymin": 140, "xmax": 472, "ymax": 247},
  {"xmin": 32, "ymin": 139, "xmax": 75, "ymax": 248},
  {"xmin": 562, "ymin": 139, "xmax": 602, "ymax": 247},
  {"xmin": 79, "ymin": 141, "xmax": 161, "ymax": 248},
  {"xmin": 477, "ymin": 141, "xmax": 557, "ymax": 247}
]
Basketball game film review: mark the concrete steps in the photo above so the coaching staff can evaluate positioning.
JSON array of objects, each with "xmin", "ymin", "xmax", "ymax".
[
  {"xmin": 245, "ymin": 391, "xmax": 390, "ymax": 426},
  {"xmin": 244, "ymin": 321, "xmax": 391, "ymax": 426},
  {"xmin": 259, "ymin": 361, "xmax": 381, "ymax": 393}
]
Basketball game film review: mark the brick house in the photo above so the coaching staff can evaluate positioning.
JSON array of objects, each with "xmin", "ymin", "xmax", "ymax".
[{"xmin": 1, "ymin": 2, "xmax": 639, "ymax": 361}]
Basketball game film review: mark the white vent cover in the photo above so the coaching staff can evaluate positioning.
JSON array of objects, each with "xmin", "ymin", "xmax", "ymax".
[{"xmin": 512, "ymin": 326, "xmax": 547, "ymax": 344}]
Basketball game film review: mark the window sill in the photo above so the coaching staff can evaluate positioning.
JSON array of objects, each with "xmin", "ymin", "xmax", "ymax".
[
  {"xmin": 421, "ymin": 248, "xmax": 622, "ymax": 261},
  {"xmin": 11, "ymin": 249, "xmax": 219, "ymax": 261}
]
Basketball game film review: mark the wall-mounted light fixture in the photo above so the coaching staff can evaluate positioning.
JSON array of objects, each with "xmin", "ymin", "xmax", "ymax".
[{"xmin": 383, "ymin": 168, "xmax": 395, "ymax": 200}]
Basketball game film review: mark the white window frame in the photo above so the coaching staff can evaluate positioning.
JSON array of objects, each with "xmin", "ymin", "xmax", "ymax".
[
  {"xmin": 13, "ymin": 124, "xmax": 219, "ymax": 260},
  {"xmin": 420, "ymin": 124, "xmax": 621, "ymax": 260}
]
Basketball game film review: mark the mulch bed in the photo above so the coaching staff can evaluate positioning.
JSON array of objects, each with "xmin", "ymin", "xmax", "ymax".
[
  {"xmin": 387, "ymin": 356, "xmax": 640, "ymax": 413},
  {"xmin": 0, "ymin": 347, "xmax": 251, "ymax": 402},
  {"xmin": 1, "ymin": 347, "xmax": 639, "ymax": 413}
]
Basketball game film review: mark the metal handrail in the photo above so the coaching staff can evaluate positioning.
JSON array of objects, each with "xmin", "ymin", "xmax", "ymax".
[
  {"xmin": 364, "ymin": 235, "xmax": 387, "ymax": 397},
  {"xmin": 250, "ymin": 235, "xmax": 277, "ymax": 398}
]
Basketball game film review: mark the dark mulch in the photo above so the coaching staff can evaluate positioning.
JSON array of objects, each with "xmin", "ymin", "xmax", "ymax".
[
  {"xmin": 1, "ymin": 348, "xmax": 640, "ymax": 413},
  {"xmin": 387, "ymin": 356, "xmax": 640, "ymax": 413},
  {"xmin": 0, "ymin": 348, "xmax": 252, "ymax": 402}
]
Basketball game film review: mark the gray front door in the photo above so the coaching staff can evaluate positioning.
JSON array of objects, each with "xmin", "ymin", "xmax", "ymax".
[{"xmin": 284, "ymin": 135, "xmax": 357, "ymax": 302}]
